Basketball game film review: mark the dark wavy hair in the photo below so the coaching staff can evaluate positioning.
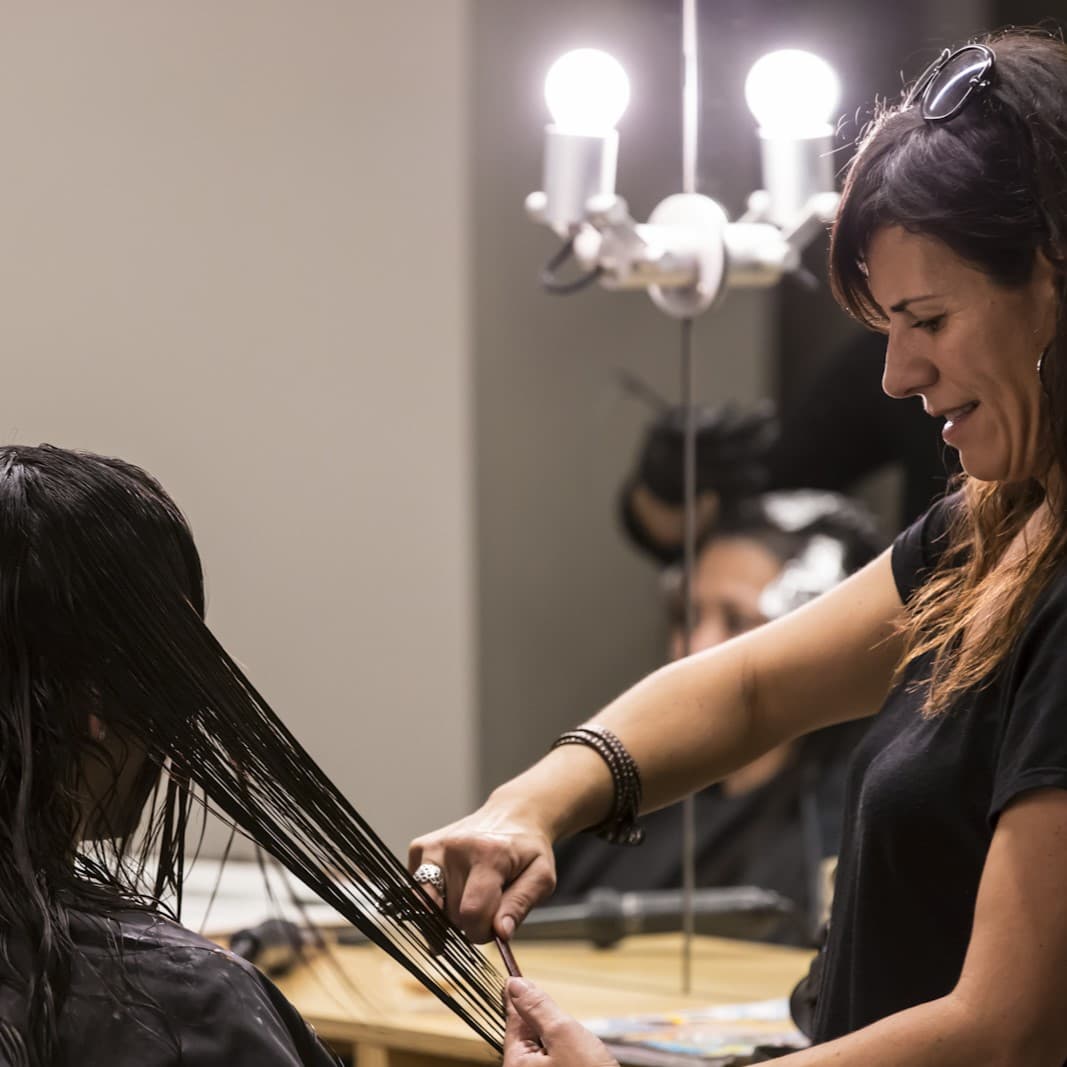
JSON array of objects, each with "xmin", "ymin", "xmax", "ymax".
[
  {"xmin": 0, "ymin": 444, "xmax": 504, "ymax": 1065},
  {"xmin": 829, "ymin": 27, "xmax": 1067, "ymax": 715}
]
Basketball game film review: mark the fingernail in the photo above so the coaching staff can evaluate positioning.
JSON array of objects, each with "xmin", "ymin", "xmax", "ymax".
[
  {"xmin": 507, "ymin": 977, "xmax": 530, "ymax": 996},
  {"xmin": 500, "ymin": 916, "xmax": 515, "ymax": 938}
]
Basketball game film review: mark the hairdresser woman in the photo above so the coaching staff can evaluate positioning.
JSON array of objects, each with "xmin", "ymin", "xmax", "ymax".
[{"xmin": 411, "ymin": 29, "xmax": 1067, "ymax": 1066}]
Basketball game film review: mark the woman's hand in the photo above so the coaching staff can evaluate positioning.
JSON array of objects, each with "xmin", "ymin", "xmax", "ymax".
[
  {"xmin": 504, "ymin": 978, "xmax": 619, "ymax": 1067},
  {"xmin": 408, "ymin": 795, "xmax": 558, "ymax": 942}
]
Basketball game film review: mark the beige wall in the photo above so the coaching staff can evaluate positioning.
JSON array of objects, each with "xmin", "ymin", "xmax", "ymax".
[{"xmin": 0, "ymin": 2, "xmax": 475, "ymax": 853}]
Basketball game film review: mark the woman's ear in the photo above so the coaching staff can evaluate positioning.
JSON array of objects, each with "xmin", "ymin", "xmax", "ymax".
[{"xmin": 88, "ymin": 712, "xmax": 108, "ymax": 743}]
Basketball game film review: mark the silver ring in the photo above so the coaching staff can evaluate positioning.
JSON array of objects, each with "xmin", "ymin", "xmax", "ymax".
[{"xmin": 413, "ymin": 862, "xmax": 446, "ymax": 895}]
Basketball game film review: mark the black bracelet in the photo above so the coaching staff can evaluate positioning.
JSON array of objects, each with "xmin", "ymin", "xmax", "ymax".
[{"xmin": 551, "ymin": 725, "xmax": 645, "ymax": 846}]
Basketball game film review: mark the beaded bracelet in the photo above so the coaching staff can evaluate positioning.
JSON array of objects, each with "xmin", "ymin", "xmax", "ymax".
[{"xmin": 551, "ymin": 724, "xmax": 645, "ymax": 846}]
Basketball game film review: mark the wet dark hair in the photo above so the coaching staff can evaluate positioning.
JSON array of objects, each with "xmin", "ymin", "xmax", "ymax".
[
  {"xmin": 661, "ymin": 491, "xmax": 885, "ymax": 630},
  {"xmin": 0, "ymin": 445, "xmax": 504, "ymax": 1064},
  {"xmin": 829, "ymin": 27, "xmax": 1067, "ymax": 716},
  {"xmin": 711, "ymin": 492, "xmax": 884, "ymax": 576}
]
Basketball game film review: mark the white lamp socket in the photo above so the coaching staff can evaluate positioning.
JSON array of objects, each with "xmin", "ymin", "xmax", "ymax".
[{"xmin": 538, "ymin": 126, "xmax": 619, "ymax": 237}]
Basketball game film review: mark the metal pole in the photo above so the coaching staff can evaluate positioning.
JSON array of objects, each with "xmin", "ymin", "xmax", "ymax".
[
  {"xmin": 680, "ymin": 321, "xmax": 697, "ymax": 997},
  {"xmin": 682, "ymin": 0, "xmax": 699, "ymax": 196},
  {"xmin": 679, "ymin": 0, "xmax": 700, "ymax": 997}
]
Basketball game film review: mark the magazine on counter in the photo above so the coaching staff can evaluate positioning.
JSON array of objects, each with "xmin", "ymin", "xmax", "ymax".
[{"xmin": 583, "ymin": 997, "xmax": 808, "ymax": 1066}]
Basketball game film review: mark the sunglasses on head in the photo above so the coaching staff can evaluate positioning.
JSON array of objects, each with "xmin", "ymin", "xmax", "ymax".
[{"xmin": 905, "ymin": 44, "xmax": 995, "ymax": 122}]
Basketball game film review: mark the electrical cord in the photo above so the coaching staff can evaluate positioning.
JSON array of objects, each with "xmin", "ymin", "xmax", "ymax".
[{"xmin": 540, "ymin": 236, "xmax": 603, "ymax": 294}]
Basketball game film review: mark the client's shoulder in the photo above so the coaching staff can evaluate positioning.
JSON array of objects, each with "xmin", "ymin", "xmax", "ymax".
[
  {"xmin": 73, "ymin": 907, "xmax": 258, "ymax": 976},
  {"xmin": 64, "ymin": 909, "xmax": 339, "ymax": 1065}
]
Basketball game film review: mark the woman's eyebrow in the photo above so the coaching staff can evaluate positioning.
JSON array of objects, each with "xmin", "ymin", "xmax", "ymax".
[{"xmin": 889, "ymin": 293, "xmax": 944, "ymax": 313}]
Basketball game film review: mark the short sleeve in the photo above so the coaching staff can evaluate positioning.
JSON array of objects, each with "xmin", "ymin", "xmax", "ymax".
[
  {"xmin": 890, "ymin": 492, "xmax": 960, "ymax": 603},
  {"xmin": 989, "ymin": 578, "xmax": 1067, "ymax": 824}
]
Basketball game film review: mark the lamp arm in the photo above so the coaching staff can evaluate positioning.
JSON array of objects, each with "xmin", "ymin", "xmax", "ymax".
[{"xmin": 528, "ymin": 186, "xmax": 839, "ymax": 317}]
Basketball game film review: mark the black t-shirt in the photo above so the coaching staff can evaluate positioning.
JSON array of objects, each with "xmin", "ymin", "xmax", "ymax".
[
  {"xmin": 813, "ymin": 495, "xmax": 1067, "ymax": 1043},
  {"xmin": 16, "ymin": 909, "xmax": 340, "ymax": 1066}
]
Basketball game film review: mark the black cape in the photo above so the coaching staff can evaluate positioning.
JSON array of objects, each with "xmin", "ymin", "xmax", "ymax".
[{"xmin": 6, "ymin": 908, "xmax": 340, "ymax": 1066}]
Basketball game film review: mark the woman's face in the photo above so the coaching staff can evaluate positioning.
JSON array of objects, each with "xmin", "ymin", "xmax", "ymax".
[
  {"xmin": 668, "ymin": 536, "xmax": 782, "ymax": 659},
  {"xmin": 866, "ymin": 226, "xmax": 1058, "ymax": 483}
]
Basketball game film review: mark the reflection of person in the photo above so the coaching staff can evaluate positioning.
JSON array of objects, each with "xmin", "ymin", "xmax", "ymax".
[
  {"xmin": 413, "ymin": 30, "xmax": 1067, "ymax": 1065},
  {"xmin": 553, "ymin": 494, "xmax": 883, "ymax": 945},
  {"xmin": 0, "ymin": 446, "xmax": 338, "ymax": 1065},
  {"xmin": 620, "ymin": 333, "xmax": 958, "ymax": 565}
]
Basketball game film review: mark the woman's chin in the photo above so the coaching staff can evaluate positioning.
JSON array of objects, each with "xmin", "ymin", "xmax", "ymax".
[
  {"xmin": 958, "ymin": 458, "xmax": 998, "ymax": 482},
  {"xmin": 957, "ymin": 446, "xmax": 1013, "ymax": 484}
]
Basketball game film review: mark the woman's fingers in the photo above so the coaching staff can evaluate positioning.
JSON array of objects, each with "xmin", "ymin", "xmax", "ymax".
[
  {"xmin": 503, "ymin": 983, "xmax": 541, "ymax": 1065},
  {"xmin": 507, "ymin": 977, "xmax": 574, "ymax": 1047},
  {"xmin": 457, "ymin": 864, "xmax": 505, "ymax": 943},
  {"xmin": 496, "ymin": 853, "xmax": 556, "ymax": 940},
  {"xmin": 504, "ymin": 978, "xmax": 620, "ymax": 1067},
  {"xmin": 409, "ymin": 809, "xmax": 557, "ymax": 941},
  {"xmin": 506, "ymin": 978, "xmax": 553, "ymax": 1030},
  {"xmin": 408, "ymin": 841, "xmax": 451, "ymax": 911}
]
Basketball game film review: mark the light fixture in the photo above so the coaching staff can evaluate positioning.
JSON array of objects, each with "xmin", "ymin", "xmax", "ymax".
[
  {"xmin": 528, "ymin": 49, "xmax": 629, "ymax": 238},
  {"xmin": 745, "ymin": 49, "xmax": 840, "ymax": 227},
  {"xmin": 544, "ymin": 48, "xmax": 630, "ymax": 135},
  {"xmin": 525, "ymin": 46, "xmax": 842, "ymax": 318},
  {"xmin": 744, "ymin": 49, "xmax": 839, "ymax": 136}
]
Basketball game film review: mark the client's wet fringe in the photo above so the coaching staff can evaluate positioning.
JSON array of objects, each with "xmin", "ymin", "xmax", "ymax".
[
  {"xmin": 93, "ymin": 579, "xmax": 507, "ymax": 1050},
  {"xmin": 0, "ymin": 1021, "xmax": 30, "ymax": 1067}
]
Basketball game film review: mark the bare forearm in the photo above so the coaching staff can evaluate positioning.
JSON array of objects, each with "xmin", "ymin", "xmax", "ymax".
[
  {"xmin": 491, "ymin": 642, "xmax": 763, "ymax": 841},
  {"xmin": 491, "ymin": 556, "xmax": 902, "ymax": 845},
  {"xmin": 590, "ymin": 644, "xmax": 763, "ymax": 813},
  {"xmin": 777, "ymin": 994, "xmax": 1046, "ymax": 1067}
]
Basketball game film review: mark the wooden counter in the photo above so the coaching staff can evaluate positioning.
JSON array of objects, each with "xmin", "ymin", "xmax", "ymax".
[{"xmin": 275, "ymin": 934, "xmax": 814, "ymax": 1067}]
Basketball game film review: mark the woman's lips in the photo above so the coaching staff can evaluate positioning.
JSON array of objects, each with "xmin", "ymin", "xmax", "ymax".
[{"xmin": 942, "ymin": 401, "xmax": 978, "ymax": 443}]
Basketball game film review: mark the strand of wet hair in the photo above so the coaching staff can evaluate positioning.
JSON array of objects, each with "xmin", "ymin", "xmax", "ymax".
[
  {"xmin": 92, "ymin": 583, "xmax": 508, "ymax": 1050},
  {"xmin": 0, "ymin": 1021, "xmax": 29, "ymax": 1067}
]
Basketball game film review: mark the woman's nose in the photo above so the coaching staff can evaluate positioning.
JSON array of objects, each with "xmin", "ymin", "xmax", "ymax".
[
  {"xmin": 691, "ymin": 617, "xmax": 727, "ymax": 654},
  {"xmin": 881, "ymin": 330, "xmax": 936, "ymax": 400}
]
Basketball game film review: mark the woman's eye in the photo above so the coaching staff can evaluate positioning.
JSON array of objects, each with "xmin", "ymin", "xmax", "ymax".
[
  {"xmin": 723, "ymin": 606, "xmax": 763, "ymax": 638},
  {"xmin": 912, "ymin": 315, "xmax": 945, "ymax": 333}
]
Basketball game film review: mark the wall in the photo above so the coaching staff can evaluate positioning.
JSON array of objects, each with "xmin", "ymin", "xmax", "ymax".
[{"xmin": 0, "ymin": 1, "xmax": 476, "ymax": 854}]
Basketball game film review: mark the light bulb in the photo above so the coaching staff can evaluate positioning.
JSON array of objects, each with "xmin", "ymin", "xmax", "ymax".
[
  {"xmin": 745, "ymin": 49, "xmax": 840, "ymax": 136},
  {"xmin": 544, "ymin": 49, "xmax": 630, "ymax": 136}
]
